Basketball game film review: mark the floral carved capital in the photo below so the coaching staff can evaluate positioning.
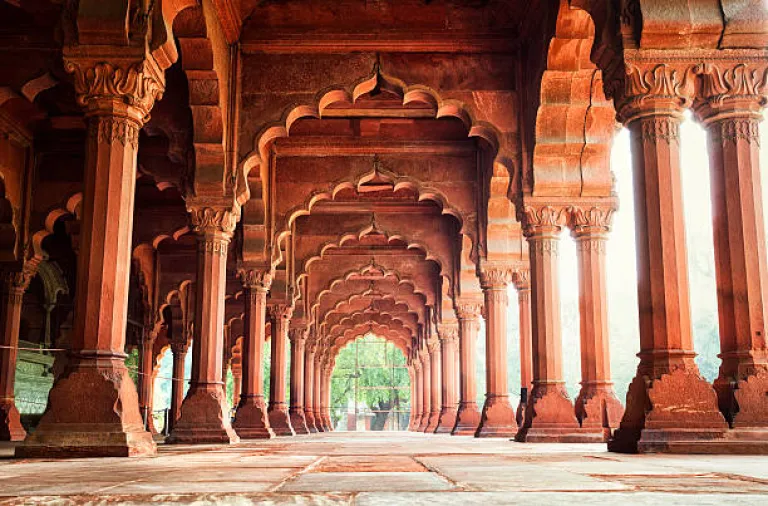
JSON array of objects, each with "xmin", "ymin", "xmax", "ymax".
[
  {"xmin": 437, "ymin": 323, "xmax": 459, "ymax": 342},
  {"xmin": 616, "ymin": 63, "xmax": 694, "ymax": 123},
  {"xmin": 238, "ymin": 268, "xmax": 272, "ymax": 292},
  {"xmin": 512, "ymin": 269, "xmax": 530, "ymax": 291},
  {"xmin": 288, "ymin": 328, "xmax": 306, "ymax": 343},
  {"xmin": 522, "ymin": 205, "xmax": 566, "ymax": 237},
  {"xmin": 479, "ymin": 264, "xmax": 514, "ymax": 290},
  {"xmin": 269, "ymin": 303, "xmax": 294, "ymax": 321},
  {"xmin": 189, "ymin": 206, "xmax": 239, "ymax": 236},
  {"xmin": 568, "ymin": 205, "xmax": 615, "ymax": 237},
  {"xmin": 693, "ymin": 62, "xmax": 768, "ymax": 118},
  {"xmin": 455, "ymin": 299, "xmax": 483, "ymax": 321},
  {"xmin": 63, "ymin": 59, "xmax": 164, "ymax": 123}
]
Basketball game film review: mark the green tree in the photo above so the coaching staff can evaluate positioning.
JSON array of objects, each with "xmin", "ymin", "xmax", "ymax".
[{"xmin": 331, "ymin": 334, "xmax": 410, "ymax": 430}]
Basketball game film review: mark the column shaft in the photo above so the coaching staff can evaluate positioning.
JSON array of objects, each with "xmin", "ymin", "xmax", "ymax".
[
  {"xmin": 169, "ymin": 344, "xmax": 187, "ymax": 433},
  {"xmin": 609, "ymin": 107, "xmax": 727, "ymax": 453},
  {"xmin": 426, "ymin": 342, "xmax": 441, "ymax": 432},
  {"xmin": 314, "ymin": 355, "xmax": 324, "ymax": 431},
  {"xmin": 436, "ymin": 329, "xmax": 459, "ymax": 433},
  {"xmin": 169, "ymin": 212, "xmax": 239, "ymax": 445},
  {"xmin": 417, "ymin": 352, "xmax": 431, "ymax": 431},
  {"xmin": 515, "ymin": 275, "xmax": 533, "ymax": 427},
  {"xmin": 476, "ymin": 268, "xmax": 517, "ymax": 437},
  {"xmin": 288, "ymin": 329, "xmax": 309, "ymax": 434},
  {"xmin": 304, "ymin": 346, "xmax": 318, "ymax": 432},
  {"xmin": 0, "ymin": 275, "xmax": 28, "ymax": 441},
  {"xmin": 268, "ymin": 305, "xmax": 295, "ymax": 436},
  {"xmin": 453, "ymin": 302, "xmax": 482, "ymax": 435}
]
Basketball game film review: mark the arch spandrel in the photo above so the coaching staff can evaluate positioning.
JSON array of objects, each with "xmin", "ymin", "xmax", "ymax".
[{"xmin": 316, "ymin": 281, "xmax": 429, "ymax": 329}]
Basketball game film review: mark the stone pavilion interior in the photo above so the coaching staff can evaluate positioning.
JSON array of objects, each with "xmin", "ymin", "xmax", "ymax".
[{"xmin": 1, "ymin": 0, "xmax": 768, "ymax": 504}]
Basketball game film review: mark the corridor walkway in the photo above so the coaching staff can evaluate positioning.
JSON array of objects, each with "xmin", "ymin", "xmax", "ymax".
[{"xmin": 1, "ymin": 432, "xmax": 767, "ymax": 504}]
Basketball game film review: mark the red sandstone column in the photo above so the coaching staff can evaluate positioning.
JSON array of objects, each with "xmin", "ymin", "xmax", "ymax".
[
  {"xmin": 410, "ymin": 358, "xmax": 423, "ymax": 431},
  {"xmin": 513, "ymin": 271, "xmax": 533, "ymax": 427},
  {"xmin": 571, "ymin": 206, "xmax": 625, "ymax": 440},
  {"xmin": 0, "ymin": 265, "xmax": 36, "ymax": 441},
  {"xmin": 476, "ymin": 265, "xmax": 517, "ymax": 437},
  {"xmin": 169, "ymin": 341, "xmax": 188, "ymax": 433},
  {"xmin": 233, "ymin": 269, "xmax": 273, "ymax": 438},
  {"xmin": 232, "ymin": 367, "xmax": 242, "ymax": 408},
  {"xmin": 426, "ymin": 340, "xmax": 441, "ymax": 432},
  {"xmin": 694, "ymin": 68, "xmax": 768, "ymax": 436},
  {"xmin": 289, "ymin": 328, "xmax": 309, "ymax": 434},
  {"xmin": 313, "ymin": 351, "xmax": 324, "ymax": 431},
  {"xmin": 318, "ymin": 358, "xmax": 327, "ymax": 431},
  {"xmin": 435, "ymin": 326, "xmax": 459, "ymax": 433},
  {"xmin": 138, "ymin": 328, "xmax": 156, "ymax": 431},
  {"xmin": 609, "ymin": 62, "xmax": 727, "ymax": 453},
  {"xmin": 324, "ymin": 358, "xmax": 335, "ymax": 430},
  {"xmin": 417, "ymin": 350, "xmax": 432, "ymax": 431},
  {"xmin": 304, "ymin": 342, "xmax": 318, "ymax": 432},
  {"xmin": 169, "ymin": 207, "xmax": 240, "ymax": 444},
  {"xmin": 268, "ymin": 304, "xmax": 295, "ymax": 436},
  {"xmin": 17, "ymin": 55, "xmax": 164, "ymax": 457},
  {"xmin": 453, "ymin": 300, "xmax": 483, "ymax": 435},
  {"xmin": 517, "ymin": 209, "xmax": 592, "ymax": 442}
]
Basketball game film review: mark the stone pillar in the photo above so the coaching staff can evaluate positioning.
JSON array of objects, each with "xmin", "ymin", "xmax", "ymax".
[
  {"xmin": 435, "ymin": 324, "xmax": 459, "ymax": 433},
  {"xmin": 233, "ymin": 269, "xmax": 273, "ymax": 439},
  {"xmin": 231, "ymin": 367, "xmax": 242, "ymax": 413},
  {"xmin": 453, "ymin": 300, "xmax": 483, "ymax": 435},
  {"xmin": 169, "ymin": 341, "xmax": 188, "ymax": 434},
  {"xmin": 268, "ymin": 304, "xmax": 295, "ymax": 436},
  {"xmin": 409, "ymin": 359, "xmax": 421, "ymax": 430},
  {"xmin": 137, "ymin": 329, "xmax": 156, "ymax": 432},
  {"xmin": 517, "ymin": 208, "xmax": 595, "ymax": 442},
  {"xmin": 608, "ymin": 61, "xmax": 728, "ymax": 453},
  {"xmin": 17, "ymin": 55, "xmax": 164, "ymax": 457},
  {"xmin": 426, "ymin": 340, "xmax": 441, "ymax": 432},
  {"xmin": 417, "ymin": 350, "xmax": 431, "ymax": 432},
  {"xmin": 304, "ymin": 342, "xmax": 318, "ymax": 432},
  {"xmin": 476, "ymin": 265, "xmax": 517, "ymax": 437},
  {"xmin": 169, "ymin": 207, "xmax": 240, "ymax": 445},
  {"xmin": 314, "ymin": 352, "xmax": 324, "ymax": 431},
  {"xmin": 694, "ymin": 64, "xmax": 768, "ymax": 439},
  {"xmin": 0, "ymin": 266, "xmax": 35, "ymax": 441},
  {"xmin": 325, "ymin": 360, "xmax": 335, "ymax": 430},
  {"xmin": 571, "ymin": 206, "xmax": 625, "ymax": 440},
  {"xmin": 288, "ymin": 328, "xmax": 309, "ymax": 434},
  {"xmin": 513, "ymin": 271, "xmax": 533, "ymax": 427}
]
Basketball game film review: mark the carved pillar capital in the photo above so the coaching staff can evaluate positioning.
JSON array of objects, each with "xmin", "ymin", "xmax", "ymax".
[
  {"xmin": 437, "ymin": 323, "xmax": 459, "ymax": 344},
  {"xmin": 478, "ymin": 264, "xmax": 514, "ymax": 291},
  {"xmin": 63, "ymin": 55, "xmax": 165, "ymax": 124},
  {"xmin": 512, "ymin": 269, "xmax": 531, "ymax": 292},
  {"xmin": 522, "ymin": 205, "xmax": 566, "ymax": 239},
  {"xmin": 455, "ymin": 299, "xmax": 483, "ymax": 321},
  {"xmin": 568, "ymin": 205, "xmax": 615, "ymax": 241},
  {"xmin": 613, "ymin": 60, "xmax": 694, "ymax": 124},
  {"xmin": 170, "ymin": 340, "xmax": 189, "ymax": 356},
  {"xmin": 188, "ymin": 206, "xmax": 239, "ymax": 237},
  {"xmin": 288, "ymin": 328, "xmax": 307, "ymax": 343},
  {"xmin": 3, "ymin": 258, "xmax": 41, "ymax": 297},
  {"xmin": 238, "ymin": 266, "xmax": 272, "ymax": 293},
  {"xmin": 693, "ymin": 62, "xmax": 768, "ymax": 123},
  {"xmin": 268, "ymin": 303, "xmax": 294, "ymax": 321}
]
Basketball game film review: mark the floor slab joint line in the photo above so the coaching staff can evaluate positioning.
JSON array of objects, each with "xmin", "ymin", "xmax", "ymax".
[
  {"xmin": 411, "ymin": 455, "xmax": 470, "ymax": 491},
  {"xmin": 270, "ymin": 455, "xmax": 327, "ymax": 492}
]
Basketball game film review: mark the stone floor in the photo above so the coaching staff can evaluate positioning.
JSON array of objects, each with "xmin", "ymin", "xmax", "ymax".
[{"xmin": 1, "ymin": 432, "xmax": 767, "ymax": 504}]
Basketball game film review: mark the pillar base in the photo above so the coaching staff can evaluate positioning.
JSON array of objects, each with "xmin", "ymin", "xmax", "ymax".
[
  {"xmin": 425, "ymin": 411, "xmax": 440, "ymax": 432},
  {"xmin": 268, "ymin": 404, "xmax": 295, "ymax": 436},
  {"xmin": 15, "ymin": 358, "xmax": 156, "ymax": 457},
  {"xmin": 0, "ymin": 399, "xmax": 26, "ymax": 441},
  {"xmin": 416, "ymin": 413, "xmax": 430, "ymax": 432},
  {"xmin": 608, "ymin": 369, "xmax": 728, "ymax": 454},
  {"xmin": 289, "ymin": 407, "xmax": 309, "ymax": 434},
  {"xmin": 475, "ymin": 395, "xmax": 517, "ymax": 438},
  {"xmin": 435, "ymin": 406, "xmax": 458, "ymax": 434},
  {"xmin": 516, "ymin": 383, "xmax": 586, "ymax": 442},
  {"xmin": 314, "ymin": 412, "xmax": 325, "ymax": 432},
  {"xmin": 715, "ymin": 369, "xmax": 768, "ymax": 429},
  {"xmin": 323, "ymin": 413, "xmax": 333, "ymax": 431},
  {"xmin": 575, "ymin": 384, "xmax": 625, "ymax": 442},
  {"xmin": 515, "ymin": 400, "xmax": 526, "ymax": 428},
  {"xmin": 452, "ymin": 402, "xmax": 481, "ymax": 435},
  {"xmin": 167, "ymin": 385, "xmax": 240, "ymax": 444},
  {"xmin": 233, "ymin": 397, "xmax": 274, "ymax": 439},
  {"xmin": 304, "ymin": 410, "xmax": 318, "ymax": 433}
]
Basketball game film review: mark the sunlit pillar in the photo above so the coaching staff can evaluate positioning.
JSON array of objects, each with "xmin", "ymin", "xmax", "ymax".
[
  {"xmin": 435, "ymin": 324, "xmax": 459, "ymax": 433},
  {"xmin": 267, "ymin": 304, "xmax": 295, "ymax": 436},
  {"xmin": 694, "ymin": 69, "xmax": 768, "ymax": 435},
  {"xmin": 476, "ymin": 265, "xmax": 517, "ymax": 437},
  {"xmin": 288, "ymin": 327, "xmax": 309, "ymax": 434},
  {"xmin": 452, "ymin": 299, "xmax": 483, "ymax": 435},
  {"xmin": 609, "ymin": 61, "xmax": 727, "ymax": 453}
]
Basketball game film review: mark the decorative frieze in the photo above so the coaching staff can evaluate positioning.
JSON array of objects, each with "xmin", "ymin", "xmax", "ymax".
[
  {"xmin": 189, "ymin": 207, "xmax": 239, "ymax": 236},
  {"xmin": 239, "ymin": 268, "xmax": 273, "ymax": 292}
]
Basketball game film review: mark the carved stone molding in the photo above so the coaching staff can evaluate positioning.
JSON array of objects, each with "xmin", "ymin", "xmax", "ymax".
[
  {"xmin": 3, "ymin": 258, "xmax": 42, "ymax": 297},
  {"xmin": 189, "ymin": 207, "xmax": 239, "ymax": 236},
  {"xmin": 170, "ymin": 340, "xmax": 189, "ymax": 356},
  {"xmin": 96, "ymin": 117, "xmax": 140, "ymax": 149},
  {"xmin": 693, "ymin": 62, "xmax": 768, "ymax": 122},
  {"xmin": 63, "ymin": 59, "xmax": 165, "ymax": 122}
]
